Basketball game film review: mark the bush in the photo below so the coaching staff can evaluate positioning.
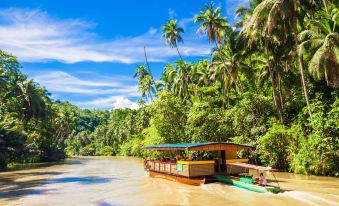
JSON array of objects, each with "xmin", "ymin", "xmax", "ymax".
[
  {"xmin": 96, "ymin": 146, "xmax": 115, "ymax": 156},
  {"xmin": 257, "ymin": 121, "xmax": 292, "ymax": 169},
  {"xmin": 79, "ymin": 144, "xmax": 96, "ymax": 156},
  {"xmin": 119, "ymin": 137, "xmax": 143, "ymax": 157},
  {"xmin": 290, "ymin": 98, "xmax": 339, "ymax": 176}
]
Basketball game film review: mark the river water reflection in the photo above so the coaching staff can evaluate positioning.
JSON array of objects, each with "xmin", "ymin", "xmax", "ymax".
[{"xmin": 0, "ymin": 157, "xmax": 338, "ymax": 206}]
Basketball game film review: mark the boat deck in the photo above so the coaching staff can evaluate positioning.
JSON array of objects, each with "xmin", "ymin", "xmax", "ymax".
[{"xmin": 144, "ymin": 160, "xmax": 215, "ymax": 178}]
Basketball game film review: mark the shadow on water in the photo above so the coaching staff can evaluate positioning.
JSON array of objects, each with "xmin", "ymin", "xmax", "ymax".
[
  {"xmin": 0, "ymin": 173, "xmax": 115, "ymax": 201},
  {"xmin": 0, "ymin": 176, "xmax": 55, "ymax": 201},
  {"xmin": 4, "ymin": 159, "xmax": 82, "ymax": 172},
  {"xmin": 44, "ymin": 176, "xmax": 113, "ymax": 185},
  {"xmin": 97, "ymin": 202, "xmax": 118, "ymax": 206},
  {"xmin": 0, "ymin": 158, "xmax": 118, "ymax": 202},
  {"xmin": 0, "ymin": 171, "xmax": 64, "ymax": 187}
]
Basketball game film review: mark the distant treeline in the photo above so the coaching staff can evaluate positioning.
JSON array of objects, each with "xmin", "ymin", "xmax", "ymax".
[{"xmin": 1, "ymin": 0, "xmax": 338, "ymax": 176}]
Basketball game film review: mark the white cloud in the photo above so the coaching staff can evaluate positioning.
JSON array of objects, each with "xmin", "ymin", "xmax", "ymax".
[
  {"xmin": 178, "ymin": 18, "xmax": 194, "ymax": 29},
  {"xmin": 0, "ymin": 8, "xmax": 211, "ymax": 64},
  {"xmin": 76, "ymin": 96, "xmax": 139, "ymax": 110},
  {"xmin": 31, "ymin": 70, "xmax": 140, "ymax": 109},
  {"xmin": 168, "ymin": 8, "xmax": 177, "ymax": 19},
  {"xmin": 32, "ymin": 70, "xmax": 139, "ymax": 96}
]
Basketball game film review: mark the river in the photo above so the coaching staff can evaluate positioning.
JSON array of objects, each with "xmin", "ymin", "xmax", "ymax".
[{"xmin": 0, "ymin": 157, "xmax": 338, "ymax": 206}]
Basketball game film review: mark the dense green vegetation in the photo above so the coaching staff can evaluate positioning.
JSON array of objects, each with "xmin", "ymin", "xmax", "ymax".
[{"xmin": 1, "ymin": 0, "xmax": 338, "ymax": 176}]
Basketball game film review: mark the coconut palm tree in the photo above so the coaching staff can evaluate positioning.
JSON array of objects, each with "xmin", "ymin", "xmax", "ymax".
[
  {"xmin": 18, "ymin": 80, "xmax": 50, "ymax": 121},
  {"xmin": 194, "ymin": 2, "xmax": 241, "ymax": 94},
  {"xmin": 234, "ymin": 0, "xmax": 262, "ymax": 29},
  {"xmin": 299, "ymin": 5, "xmax": 339, "ymax": 87},
  {"xmin": 173, "ymin": 61, "xmax": 191, "ymax": 99},
  {"xmin": 161, "ymin": 64, "xmax": 177, "ymax": 91},
  {"xmin": 242, "ymin": 0, "xmax": 322, "ymax": 118},
  {"xmin": 143, "ymin": 46, "xmax": 158, "ymax": 92},
  {"xmin": 241, "ymin": 4, "xmax": 283, "ymax": 122},
  {"xmin": 195, "ymin": 60, "xmax": 210, "ymax": 86},
  {"xmin": 162, "ymin": 20, "xmax": 185, "ymax": 61},
  {"xmin": 134, "ymin": 65, "xmax": 154, "ymax": 102}
]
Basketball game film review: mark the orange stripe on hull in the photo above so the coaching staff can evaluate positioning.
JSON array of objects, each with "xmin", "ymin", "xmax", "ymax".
[{"xmin": 148, "ymin": 171, "xmax": 205, "ymax": 186}]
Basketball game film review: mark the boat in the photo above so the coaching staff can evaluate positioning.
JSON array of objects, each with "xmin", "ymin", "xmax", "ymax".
[
  {"xmin": 143, "ymin": 142, "xmax": 251, "ymax": 186},
  {"xmin": 142, "ymin": 142, "xmax": 282, "ymax": 193},
  {"xmin": 216, "ymin": 161, "xmax": 281, "ymax": 193},
  {"xmin": 215, "ymin": 175, "xmax": 281, "ymax": 194}
]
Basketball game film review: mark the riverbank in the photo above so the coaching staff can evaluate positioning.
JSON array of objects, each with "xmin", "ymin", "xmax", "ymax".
[
  {"xmin": 0, "ymin": 157, "xmax": 338, "ymax": 206},
  {"xmin": 3, "ymin": 155, "xmax": 339, "ymax": 177}
]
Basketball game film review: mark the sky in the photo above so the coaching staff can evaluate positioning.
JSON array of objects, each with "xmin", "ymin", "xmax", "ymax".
[{"xmin": 0, "ymin": 0, "xmax": 248, "ymax": 110}]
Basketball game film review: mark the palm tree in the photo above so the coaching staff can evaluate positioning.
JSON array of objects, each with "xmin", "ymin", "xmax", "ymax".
[
  {"xmin": 134, "ymin": 65, "xmax": 154, "ymax": 102},
  {"xmin": 162, "ymin": 20, "xmax": 185, "ymax": 61},
  {"xmin": 18, "ymin": 80, "xmax": 50, "ymax": 121},
  {"xmin": 173, "ymin": 61, "xmax": 191, "ymax": 99},
  {"xmin": 234, "ymin": 0, "xmax": 262, "ymax": 29},
  {"xmin": 142, "ymin": 75, "xmax": 155, "ymax": 101},
  {"xmin": 161, "ymin": 64, "xmax": 177, "ymax": 90},
  {"xmin": 195, "ymin": 60, "xmax": 210, "ymax": 86},
  {"xmin": 299, "ymin": 5, "xmax": 339, "ymax": 87},
  {"xmin": 242, "ymin": 0, "xmax": 322, "ymax": 118},
  {"xmin": 54, "ymin": 109, "xmax": 74, "ymax": 143},
  {"xmin": 241, "ymin": 3, "xmax": 283, "ymax": 122},
  {"xmin": 194, "ymin": 2, "xmax": 240, "ymax": 91},
  {"xmin": 143, "ymin": 46, "xmax": 159, "ymax": 92}
]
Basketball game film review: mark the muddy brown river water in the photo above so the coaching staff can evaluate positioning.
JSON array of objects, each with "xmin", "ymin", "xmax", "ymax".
[{"xmin": 0, "ymin": 156, "xmax": 338, "ymax": 206}]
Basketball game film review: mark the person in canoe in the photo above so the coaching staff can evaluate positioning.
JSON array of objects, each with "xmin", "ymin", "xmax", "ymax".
[{"xmin": 259, "ymin": 173, "xmax": 267, "ymax": 186}]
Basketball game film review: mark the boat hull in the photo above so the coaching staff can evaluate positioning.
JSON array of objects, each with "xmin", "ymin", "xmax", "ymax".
[
  {"xmin": 215, "ymin": 175, "xmax": 281, "ymax": 194},
  {"xmin": 148, "ymin": 171, "xmax": 205, "ymax": 186}
]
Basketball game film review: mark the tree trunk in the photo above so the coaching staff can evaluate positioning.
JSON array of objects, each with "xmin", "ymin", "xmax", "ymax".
[
  {"xmin": 148, "ymin": 91, "xmax": 153, "ymax": 102},
  {"xmin": 144, "ymin": 46, "xmax": 157, "ymax": 92},
  {"xmin": 298, "ymin": 53, "xmax": 312, "ymax": 117},
  {"xmin": 294, "ymin": 34, "xmax": 312, "ymax": 117},
  {"xmin": 175, "ymin": 45, "xmax": 184, "ymax": 62},
  {"xmin": 277, "ymin": 72, "xmax": 284, "ymax": 111},
  {"xmin": 269, "ymin": 60, "xmax": 284, "ymax": 123},
  {"xmin": 324, "ymin": 67, "xmax": 329, "ymax": 86},
  {"xmin": 233, "ymin": 65, "xmax": 243, "ymax": 92},
  {"xmin": 322, "ymin": 0, "xmax": 328, "ymax": 14}
]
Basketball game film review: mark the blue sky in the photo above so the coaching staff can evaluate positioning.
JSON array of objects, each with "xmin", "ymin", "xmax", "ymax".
[{"xmin": 0, "ymin": 0, "xmax": 248, "ymax": 109}]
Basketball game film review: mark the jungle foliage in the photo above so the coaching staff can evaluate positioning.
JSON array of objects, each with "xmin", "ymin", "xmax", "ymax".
[{"xmin": 1, "ymin": 0, "xmax": 338, "ymax": 176}]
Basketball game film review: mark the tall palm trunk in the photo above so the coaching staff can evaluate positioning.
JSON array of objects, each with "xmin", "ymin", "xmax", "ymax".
[
  {"xmin": 269, "ymin": 60, "xmax": 284, "ymax": 123},
  {"xmin": 175, "ymin": 45, "xmax": 184, "ymax": 62},
  {"xmin": 324, "ymin": 68, "xmax": 330, "ymax": 86},
  {"xmin": 144, "ymin": 46, "xmax": 157, "ymax": 92},
  {"xmin": 148, "ymin": 92, "xmax": 153, "ymax": 101},
  {"xmin": 297, "ymin": 53, "xmax": 312, "ymax": 117},
  {"xmin": 277, "ymin": 72, "xmax": 284, "ymax": 111},
  {"xmin": 322, "ymin": 0, "xmax": 328, "ymax": 14},
  {"xmin": 293, "ymin": 22, "xmax": 312, "ymax": 116}
]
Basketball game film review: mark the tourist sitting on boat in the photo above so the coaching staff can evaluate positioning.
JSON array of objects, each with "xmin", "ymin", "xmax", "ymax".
[{"xmin": 259, "ymin": 173, "xmax": 267, "ymax": 186}]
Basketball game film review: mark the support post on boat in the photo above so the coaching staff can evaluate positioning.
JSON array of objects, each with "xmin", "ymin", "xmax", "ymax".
[{"xmin": 142, "ymin": 142, "xmax": 282, "ymax": 193}]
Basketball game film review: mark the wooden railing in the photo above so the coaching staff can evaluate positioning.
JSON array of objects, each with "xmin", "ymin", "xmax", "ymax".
[
  {"xmin": 145, "ymin": 160, "xmax": 179, "ymax": 175},
  {"xmin": 144, "ymin": 160, "xmax": 214, "ymax": 177}
]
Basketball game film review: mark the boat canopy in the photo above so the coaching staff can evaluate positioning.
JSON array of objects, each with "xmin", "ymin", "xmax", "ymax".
[
  {"xmin": 226, "ymin": 162, "xmax": 278, "ymax": 172},
  {"xmin": 143, "ymin": 142, "xmax": 253, "ymax": 151}
]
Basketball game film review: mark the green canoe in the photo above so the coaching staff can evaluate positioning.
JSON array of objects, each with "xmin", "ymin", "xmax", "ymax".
[{"xmin": 215, "ymin": 175, "xmax": 281, "ymax": 194}]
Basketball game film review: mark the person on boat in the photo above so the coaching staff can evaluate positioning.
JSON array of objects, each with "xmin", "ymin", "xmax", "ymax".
[{"xmin": 259, "ymin": 173, "xmax": 267, "ymax": 186}]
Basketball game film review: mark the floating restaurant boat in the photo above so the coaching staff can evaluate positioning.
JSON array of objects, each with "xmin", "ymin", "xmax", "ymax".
[{"xmin": 143, "ymin": 142, "xmax": 281, "ymax": 193}]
